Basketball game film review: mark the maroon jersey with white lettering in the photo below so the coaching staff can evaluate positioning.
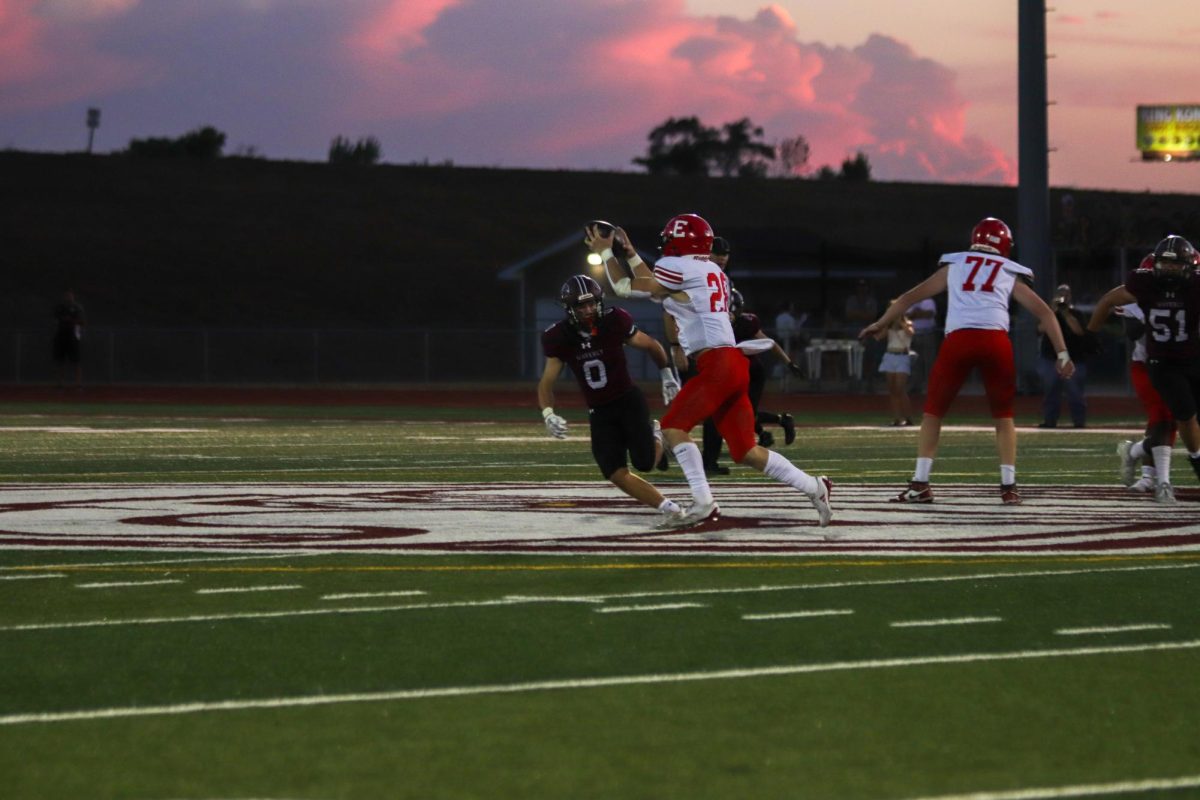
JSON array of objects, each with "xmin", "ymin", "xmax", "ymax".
[
  {"xmin": 732, "ymin": 312, "xmax": 762, "ymax": 344},
  {"xmin": 1125, "ymin": 268, "xmax": 1200, "ymax": 361},
  {"xmin": 541, "ymin": 307, "xmax": 638, "ymax": 407}
]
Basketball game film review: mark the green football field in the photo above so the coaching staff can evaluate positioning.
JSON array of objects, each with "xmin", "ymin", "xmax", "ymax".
[{"xmin": 2, "ymin": 400, "xmax": 1198, "ymax": 799}]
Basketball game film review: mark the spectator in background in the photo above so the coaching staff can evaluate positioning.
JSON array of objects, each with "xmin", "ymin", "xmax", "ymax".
[
  {"xmin": 52, "ymin": 289, "xmax": 85, "ymax": 389},
  {"xmin": 844, "ymin": 279, "xmax": 880, "ymax": 389},
  {"xmin": 773, "ymin": 301, "xmax": 799, "ymax": 373},
  {"xmin": 1037, "ymin": 284, "xmax": 1095, "ymax": 428},
  {"xmin": 873, "ymin": 300, "xmax": 915, "ymax": 426},
  {"xmin": 906, "ymin": 295, "xmax": 938, "ymax": 395}
]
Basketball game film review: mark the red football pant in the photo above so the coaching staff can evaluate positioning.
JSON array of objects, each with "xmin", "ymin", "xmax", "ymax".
[
  {"xmin": 662, "ymin": 347, "xmax": 757, "ymax": 461},
  {"xmin": 1131, "ymin": 360, "xmax": 1174, "ymax": 427},
  {"xmin": 924, "ymin": 329, "xmax": 1015, "ymax": 419}
]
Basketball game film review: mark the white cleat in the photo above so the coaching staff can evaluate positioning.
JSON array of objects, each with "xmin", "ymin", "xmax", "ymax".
[
  {"xmin": 1154, "ymin": 482, "xmax": 1177, "ymax": 505},
  {"xmin": 810, "ymin": 476, "xmax": 833, "ymax": 527},
  {"xmin": 1127, "ymin": 476, "xmax": 1155, "ymax": 493},
  {"xmin": 679, "ymin": 500, "xmax": 720, "ymax": 529},
  {"xmin": 653, "ymin": 508, "xmax": 689, "ymax": 530},
  {"xmin": 1116, "ymin": 440, "xmax": 1136, "ymax": 487}
]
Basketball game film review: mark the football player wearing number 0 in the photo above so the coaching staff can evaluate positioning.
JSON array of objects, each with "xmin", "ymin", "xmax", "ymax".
[
  {"xmin": 586, "ymin": 214, "xmax": 832, "ymax": 531},
  {"xmin": 537, "ymin": 275, "xmax": 684, "ymax": 527},
  {"xmin": 1089, "ymin": 235, "xmax": 1200, "ymax": 497},
  {"xmin": 859, "ymin": 217, "xmax": 1074, "ymax": 505}
]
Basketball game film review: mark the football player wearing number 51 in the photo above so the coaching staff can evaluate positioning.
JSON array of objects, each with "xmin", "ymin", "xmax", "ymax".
[
  {"xmin": 586, "ymin": 214, "xmax": 832, "ymax": 531},
  {"xmin": 859, "ymin": 217, "xmax": 1073, "ymax": 506}
]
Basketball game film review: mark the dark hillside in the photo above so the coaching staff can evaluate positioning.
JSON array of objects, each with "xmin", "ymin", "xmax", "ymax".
[{"xmin": 3, "ymin": 151, "xmax": 1197, "ymax": 329}]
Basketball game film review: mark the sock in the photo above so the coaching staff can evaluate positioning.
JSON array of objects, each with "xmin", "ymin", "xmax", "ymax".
[
  {"xmin": 913, "ymin": 457, "xmax": 933, "ymax": 483},
  {"xmin": 1142, "ymin": 464, "xmax": 1156, "ymax": 480},
  {"xmin": 1189, "ymin": 452, "xmax": 1200, "ymax": 481},
  {"xmin": 671, "ymin": 442, "xmax": 714, "ymax": 506},
  {"xmin": 1130, "ymin": 440, "xmax": 1146, "ymax": 460},
  {"xmin": 1001, "ymin": 465, "xmax": 1016, "ymax": 486},
  {"xmin": 657, "ymin": 498, "xmax": 681, "ymax": 515},
  {"xmin": 763, "ymin": 450, "xmax": 819, "ymax": 496},
  {"xmin": 1152, "ymin": 446, "xmax": 1172, "ymax": 485}
]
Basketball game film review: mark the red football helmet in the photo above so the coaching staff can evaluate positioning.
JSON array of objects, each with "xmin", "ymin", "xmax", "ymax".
[
  {"xmin": 969, "ymin": 217, "xmax": 1013, "ymax": 258},
  {"xmin": 659, "ymin": 213, "xmax": 714, "ymax": 257}
]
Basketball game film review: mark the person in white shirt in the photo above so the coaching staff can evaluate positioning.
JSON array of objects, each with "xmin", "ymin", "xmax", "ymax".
[
  {"xmin": 905, "ymin": 295, "xmax": 938, "ymax": 394},
  {"xmin": 859, "ymin": 217, "xmax": 1074, "ymax": 505},
  {"xmin": 585, "ymin": 214, "xmax": 831, "ymax": 530}
]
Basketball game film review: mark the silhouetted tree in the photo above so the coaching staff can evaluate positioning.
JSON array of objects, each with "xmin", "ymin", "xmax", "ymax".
[
  {"xmin": 714, "ymin": 118, "xmax": 775, "ymax": 178},
  {"xmin": 633, "ymin": 117, "xmax": 719, "ymax": 176},
  {"xmin": 839, "ymin": 152, "xmax": 872, "ymax": 182},
  {"xmin": 126, "ymin": 126, "xmax": 227, "ymax": 159},
  {"xmin": 328, "ymin": 135, "xmax": 382, "ymax": 166},
  {"xmin": 775, "ymin": 135, "xmax": 811, "ymax": 177}
]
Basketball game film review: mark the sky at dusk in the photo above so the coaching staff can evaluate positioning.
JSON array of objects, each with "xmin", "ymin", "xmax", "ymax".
[{"xmin": 1, "ymin": 0, "xmax": 1198, "ymax": 194}]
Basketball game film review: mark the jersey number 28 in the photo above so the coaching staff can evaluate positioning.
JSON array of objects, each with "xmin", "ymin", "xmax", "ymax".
[{"xmin": 707, "ymin": 271, "xmax": 730, "ymax": 312}]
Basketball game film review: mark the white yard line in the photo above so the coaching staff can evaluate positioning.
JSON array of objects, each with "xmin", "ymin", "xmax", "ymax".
[
  {"xmin": 743, "ymin": 609, "xmax": 855, "ymax": 621},
  {"xmin": 891, "ymin": 617, "xmax": 1003, "ymax": 628},
  {"xmin": 1055, "ymin": 624, "xmax": 1172, "ymax": 636},
  {"xmin": 511, "ymin": 562, "xmax": 1200, "ymax": 604},
  {"xmin": 2, "ymin": 638, "xmax": 1197, "ymax": 727},
  {"xmin": 901, "ymin": 774, "xmax": 1200, "ymax": 799},
  {"xmin": 195, "ymin": 585, "xmax": 303, "ymax": 595},
  {"xmin": 0, "ymin": 598, "xmax": 536, "ymax": 632},
  {"xmin": 594, "ymin": 603, "xmax": 705, "ymax": 614},
  {"xmin": 320, "ymin": 590, "xmax": 426, "ymax": 600},
  {"xmin": 75, "ymin": 579, "xmax": 183, "ymax": 589},
  {"xmin": 0, "ymin": 573, "xmax": 65, "ymax": 581}
]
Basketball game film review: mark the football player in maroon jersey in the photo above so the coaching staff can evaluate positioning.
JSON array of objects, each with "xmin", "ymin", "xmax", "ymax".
[
  {"xmin": 537, "ymin": 275, "xmax": 684, "ymax": 526},
  {"xmin": 729, "ymin": 288, "xmax": 802, "ymax": 446},
  {"xmin": 1089, "ymin": 235, "xmax": 1200, "ymax": 502}
]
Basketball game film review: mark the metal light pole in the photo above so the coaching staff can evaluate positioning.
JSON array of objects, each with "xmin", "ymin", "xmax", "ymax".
[{"xmin": 1017, "ymin": 0, "xmax": 1053, "ymax": 297}]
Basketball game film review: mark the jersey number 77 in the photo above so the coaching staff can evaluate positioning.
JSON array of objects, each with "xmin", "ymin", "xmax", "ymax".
[{"xmin": 962, "ymin": 255, "xmax": 1003, "ymax": 292}]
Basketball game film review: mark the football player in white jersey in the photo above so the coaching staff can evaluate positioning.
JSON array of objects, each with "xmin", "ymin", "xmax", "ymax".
[
  {"xmin": 859, "ymin": 217, "xmax": 1074, "ymax": 505},
  {"xmin": 584, "ymin": 214, "xmax": 832, "ymax": 530}
]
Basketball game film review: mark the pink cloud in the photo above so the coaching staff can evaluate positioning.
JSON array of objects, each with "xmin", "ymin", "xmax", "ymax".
[
  {"xmin": 0, "ymin": 0, "xmax": 1017, "ymax": 185},
  {"xmin": 1055, "ymin": 15, "xmax": 1087, "ymax": 25}
]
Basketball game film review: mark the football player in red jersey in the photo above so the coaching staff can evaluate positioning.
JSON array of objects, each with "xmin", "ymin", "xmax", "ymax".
[
  {"xmin": 586, "ymin": 215, "xmax": 832, "ymax": 530},
  {"xmin": 537, "ymin": 275, "xmax": 684, "ymax": 526},
  {"xmin": 860, "ymin": 217, "xmax": 1073, "ymax": 505},
  {"xmin": 1089, "ymin": 235, "xmax": 1200, "ymax": 503}
]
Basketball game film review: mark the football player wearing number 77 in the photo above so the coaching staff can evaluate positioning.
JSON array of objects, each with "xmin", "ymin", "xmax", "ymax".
[
  {"xmin": 586, "ymin": 214, "xmax": 832, "ymax": 531},
  {"xmin": 859, "ymin": 217, "xmax": 1074, "ymax": 506}
]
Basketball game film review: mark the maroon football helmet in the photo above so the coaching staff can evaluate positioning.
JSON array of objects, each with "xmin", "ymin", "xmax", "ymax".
[
  {"xmin": 969, "ymin": 217, "xmax": 1013, "ymax": 258},
  {"xmin": 1152, "ymin": 235, "xmax": 1199, "ymax": 286},
  {"xmin": 659, "ymin": 213, "xmax": 714, "ymax": 257},
  {"xmin": 560, "ymin": 274, "xmax": 604, "ymax": 327}
]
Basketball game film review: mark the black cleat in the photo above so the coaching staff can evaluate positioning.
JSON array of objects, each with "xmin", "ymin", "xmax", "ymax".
[
  {"xmin": 780, "ymin": 413, "xmax": 796, "ymax": 445},
  {"xmin": 704, "ymin": 463, "xmax": 730, "ymax": 476}
]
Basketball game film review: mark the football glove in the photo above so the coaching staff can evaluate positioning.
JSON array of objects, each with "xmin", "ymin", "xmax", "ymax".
[
  {"xmin": 660, "ymin": 367, "xmax": 681, "ymax": 406},
  {"xmin": 787, "ymin": 361, "xmax": 804, "ymax": 377},
  {"xmin": 542, "ymin": 408, "xmax": 568, "ymax": 439}
]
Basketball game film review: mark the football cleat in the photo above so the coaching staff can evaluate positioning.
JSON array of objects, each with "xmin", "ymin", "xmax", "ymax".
[
  {"xmin": 1128, "ymin": 476, "xmax": 1155, "ymax": 493},
  {"xmin": 678, "ymin": 500, "xmax": 720, "ymax": 528},
  {"xmin": 1116, "ymin": 440, "xmax": 1137, "ymax": 487},
  {"xmin": 704, "ymin": 463, "xmax": 730, "ymax": 476},
  {"xmin": 653, "ymin": 508, "xmax": 689, "ymax": 530},
  {"xmin": 891, "ymin": 481, "xmax": 933, "ymax": 503},
  {"xmin": 1001, "ymin": 484, "xmax": 1021, "ymax": 505},
  {"xmin": 758, "ymin": 430, "xmax": 775, "ymax": 448},
  {"xmin": 1154, "ymin": 482, "xmax": 1177, "ymax": 505},
  {"xmin": 810, "ymin": 476, "xmax": 833, "ymax": 527},
  {"xmin": 781, "ymin": 413, "xmax": 796, "ymax": 445}
]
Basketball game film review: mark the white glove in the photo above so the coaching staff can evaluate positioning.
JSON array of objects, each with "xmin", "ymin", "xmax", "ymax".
[
  {"xmin": 660, "ymin": 367, "xmax": 681, "ymax": 406},
  {"xmin": 542, "ymin": 407, "xmax": 568, "ymax": 439}
]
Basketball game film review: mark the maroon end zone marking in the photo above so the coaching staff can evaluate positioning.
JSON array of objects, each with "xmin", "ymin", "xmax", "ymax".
[{"xmin": 0, "ymin": 483, "xmax": 1197, "ymax": 556}]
